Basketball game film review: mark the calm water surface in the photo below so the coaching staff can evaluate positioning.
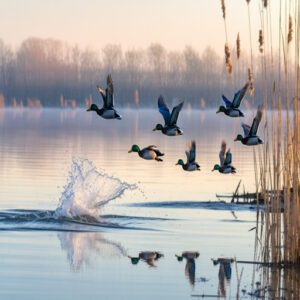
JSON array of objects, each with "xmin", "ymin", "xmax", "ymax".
[{"xmin": 0, "ymin": 108, "xmax": 263, "ymax": 299}]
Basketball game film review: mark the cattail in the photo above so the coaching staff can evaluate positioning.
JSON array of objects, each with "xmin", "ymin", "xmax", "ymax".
[
  {"xmin": 263, "ymin": 0, "xmax": 268, "ymax": 8},
  {"xmin": 224, "ymin": 44, "xmax": 232, "ymax": 74},
  {"xmin": 288, "ymin": 15, "xmax": 293, "ymax": 44},
  {"xmin": 236, "ymin": 33, "xmax": 241, "ymax": 59},
  {"xmin": 248, "ymin": 68, "xmax": 255, "ymax": 96},
  {"xmin": 259, "ymin": 29, "xmax": 264, "ymax": 53},
  {"xmin": 221, "ymin": 0, "xmax": 226, "ymax": 19}
]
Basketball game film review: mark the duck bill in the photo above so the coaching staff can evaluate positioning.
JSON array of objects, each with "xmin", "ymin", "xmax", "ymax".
[
  {"xmin": 216, "ymin": 110, "xmax": 221, "ymax": 113},
  {"xmin": 234, "ymin": 138, "xmax": 238, "ymax": 142},
  {"xmin": 175, "ymin": 163, "xmax": 179, "ymax": 165},
  {"xmin": 86, "ymin": 108, "xmax": 92, "ymax": 111},
  {"xmin": 211, "ymin": 169, "xmax": 215, "ymax": 172},
  {"xmin": 128, "ymin": 150, "xmax": 133, "ymax": 153},
  {"xmin": 152, "ymin": 128, "xmax": 157, "ymax": 131}
]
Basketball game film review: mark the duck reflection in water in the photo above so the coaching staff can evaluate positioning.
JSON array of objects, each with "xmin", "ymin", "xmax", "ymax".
[
  {"xmin": 176, "ymin": 251, "xmax": 200, "ymax": 287},
  {"xmin": 212, "ymin": 258, "xmax": 233, "ymax": 297},
  {"xmin": 57, "ymin": 232, "xmax": 127, "ymax": 272},
  {"xmin": 129, "ymin": 251, "xmax": 163, "ymax": 267}
]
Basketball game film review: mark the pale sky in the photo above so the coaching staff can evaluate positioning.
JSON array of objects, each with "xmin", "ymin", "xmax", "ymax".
[{"xmin": 0, "ymin": 0, "xmax": 283, "ymax": 55}]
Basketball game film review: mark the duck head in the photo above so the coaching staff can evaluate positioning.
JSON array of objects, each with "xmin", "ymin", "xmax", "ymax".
[
  {"xmin": 234, "ymin": 134, "xmax": 243, "ymax": 142},
  {"xmin": 129, "ymin": 256, "xmax": 140, "ymax": 265},
  {"xmin": 212, "ymin": 164, "xmax": 220, "ymax": 171},
  {"xmin": 176, "ymin": 159, "xmax": 184, "ymax": 166},
  {"xmin": 86, "ymin": 104, "xmax": 99, "ymax": 112},
  {"xmin": 216, "ymin": 106, "xmax": 226, "ymax": 113},
  {"xmin": 153, "ymin": 124, "xmax": 164, "ymax": 131},
  {"xmin": 128, "ymin": 144, "xmax": 140, "ymax": 153},
  {"xmin": 175, "ymin": 255, "xmax": 184, "ymax": 262}
]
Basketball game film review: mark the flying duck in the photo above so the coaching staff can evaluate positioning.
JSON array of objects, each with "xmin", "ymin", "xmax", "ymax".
[
  {"xmin": 87, "ymin": 74, "xmax": 122, "ymax": 120},
  {"xmin": 128, "ymin": 145, "xmax": 164, "ymax": 162},
  {"xmin": 176, "ymin": 140, "xmax": 200, "ymax": 171},
  {"xmin": 234, "ymin": 105, "xmax": 263, "ymax": 145},
  {"xmin": 153, "ymin": 95, "xmax": 184, "ymax": 136},
  {"xmin": 212, "ymin": 141, "xmax": 236, "ymax": 173},
  {"xmin": 217, "ymin": 82, "xmax": 249, "ymax": 117}
]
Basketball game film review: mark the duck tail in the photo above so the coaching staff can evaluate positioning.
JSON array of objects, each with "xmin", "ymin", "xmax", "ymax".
[{"xmin": 155, "ymin": 157, "xmax": 163, "ymax": 162}]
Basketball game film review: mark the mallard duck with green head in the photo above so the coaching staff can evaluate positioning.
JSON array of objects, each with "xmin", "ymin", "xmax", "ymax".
[
  {"xmin": 128, "ymin": 144, "xmax": 164, "ymax": 162},
  {"xmin": 176, "ymin": 140, "xmax": 200, "ymax": 171},
  {"xmin": 129, "ymin": 251, "xmax": 163, "ymax": 267},
  {"xmin": 153, "ymin": 95, "xmax": 184, "ymax": 136},
  {"xmin": 86, "ymin": 74, "xmax": 122, "ymax": 120},
  {"xmin": 234, "ymin": 105, "xmax": 263, "ymax": 145},
  {"xmin": 212, "ymin": 141, "xmax": 236, "ymax": 174},
  {"xmin": 217, "ymin": 82, "xmax": 249, "ymax": 117}
]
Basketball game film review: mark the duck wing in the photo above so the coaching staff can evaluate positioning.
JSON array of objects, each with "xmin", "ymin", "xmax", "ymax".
[
  {"xmin": 146, "ymin": 145, "xmax": 164, "ymax": 156},
  {"xmin": 242, "ymin": 123, "xmax": 251, "ymax": 137},
  {"xmin": 222, "ymin": 95, "xmax": 232, "ymax": 108},
  {"xmin": 224, "ymin": 149, "xmax": 232, "ymax": 166},
  {"xmin": 169, "ymin": 101, "xmax": 184, "ymax": 126},
  {"xmin": 188, "ymin": 140, "xmax": 196, "ymax": 163},
  {"xmin": 105, "ymin": 74, "xmax": 114, "ymax": 108},
  {"xmin": 232, "ymin": 82, "xmax": 249, "ymax": 108},
  {"xmin": 219, "ymin": 141, "xmax": 226, "ymax": 166},
  {"xmin": 158, "ymin": 95, "xmax": 171, "ymax": 125},
  {"xmin": 250, "ymin": 105, "xmax": 263, "ymax": 136},
  {"xmin": 96, "ymin": 85, "xmax": 106, "ymax": 105}
]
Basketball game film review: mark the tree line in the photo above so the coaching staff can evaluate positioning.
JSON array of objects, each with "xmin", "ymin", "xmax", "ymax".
[{"xmin": 0, "ymin": 37, "xmax": 285, "ymax": 108}]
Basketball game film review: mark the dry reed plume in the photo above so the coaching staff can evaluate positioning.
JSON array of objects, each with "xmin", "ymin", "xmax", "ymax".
[
  {"xmin": 259, "ymin": 29, "xmax": 264, "ymax": 53},
  {"xmin": 236, "ymin": 33, "xmax": 241, "ymax": 59},
  {"xmin": 263, "ymin": 0, "xmax": 268, "ymax": 8},
  {"xmin": 248, "ymin": 68, "xmax": 255, "ymax": 96},
  {"xmin": 288, "ymin": 15, "xmax": 293, "ymax": 44},
  {"xmin": 224, "ymin": 44, "xmax": 232, "ymax": 74},
  {"xmin": 221, "ymin": 0, "xmax": 226, "ymax": 19}
]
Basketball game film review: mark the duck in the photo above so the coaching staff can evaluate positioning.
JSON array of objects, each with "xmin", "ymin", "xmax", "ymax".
[
  {"xmin": 234, "ymin": 105, "xmax": 264, "ymax": 145},
  {"xmin": 86, "ymin": 74, "xmax": 122, "ymax": 120},
  {"xmin": 128, "ymin": 144, "xmax": 164, "ymax": 162},
  {"xmin": 212, "ymin": 141, "xmax": 236, "ymax": 174},
  {"xmin": 129, "ymin": 251, "xmax": 163, "ymax": 267},
  {"xmin": 153, "ymin": 95, "xmax": 184, "ymax": 136},
  {"xmin": 176, "ymin": 140, "xmax": 200, "ymax": 171},
  {"xmin": 216, "ymin": 82, "xmax": 249, "ymax": 117}
]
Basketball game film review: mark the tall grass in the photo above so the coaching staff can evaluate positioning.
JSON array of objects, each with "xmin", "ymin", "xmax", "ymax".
[{"xmin": 221, "ymin": 0, "xmax": 300, "ymax": 297}]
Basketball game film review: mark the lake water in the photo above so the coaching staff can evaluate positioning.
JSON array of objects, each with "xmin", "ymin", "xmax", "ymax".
[{"xmin": 0, "ymin": 108, "xmax": 264, "ymax": 299}]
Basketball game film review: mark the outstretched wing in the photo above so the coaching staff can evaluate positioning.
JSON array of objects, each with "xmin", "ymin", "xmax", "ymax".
[
  {"xmin": 222, "ymin": 95, "xmax": 232, "ymax": 108},
  {"xmin": 169, "ymin": 101, "xmax": 184, "ymax": 126},
  {"xmin": 219, "ymin": 141, "xmax": 226, "ymax": 166},
  {"xmin": 250, "ymin": 105, "xmax": 263, "ymax": 136},
  {"xmin": 232, "ymin": 82, "xmax": 249, "ymax": 108},
  {"xmin": 242, "ymin": 123, "xmax": 251, "ymax": 137},
  {"xmin": 188, "ymin": 140, "xmax": 196, "ymax": 163},
  {"xmin": 158, "ymin": 95, "xmax": 171, "ymax": 125},
  {"xmin": 96, "ymin": 86, "xmax": 106, "ymax": 105},
  {"xmin": 105, "ymin": 74, "xmax": 114, "ymax": 108},
  {"xmin": 224, "ymin": 150, "xmax": 232, "ymax": 166}
]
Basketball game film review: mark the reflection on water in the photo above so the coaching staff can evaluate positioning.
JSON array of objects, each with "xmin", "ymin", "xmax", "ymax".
[
  {"xmin": 176, "ymin": 251, "xmax": 199, "ymax": 287},
  {"xmin": 212, "ymin": 258, "xmax": 232, "ymax": 298},
  {"xmin": 57, "ymin": 232, "xmax": 127, "ymax": 271},
  {"xmin": 129, "ymin": 251, "xmax": 163, "ymax": 267}
]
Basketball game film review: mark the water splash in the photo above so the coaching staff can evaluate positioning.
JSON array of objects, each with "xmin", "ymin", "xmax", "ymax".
[{"xmin": 55, "ymin": 159, "xmax": 136, "ymax": 219}]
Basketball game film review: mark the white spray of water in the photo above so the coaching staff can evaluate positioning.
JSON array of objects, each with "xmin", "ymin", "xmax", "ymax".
[{"xmin": 55, "ymin": 159, "xmax": 136, "ymax": 219}]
